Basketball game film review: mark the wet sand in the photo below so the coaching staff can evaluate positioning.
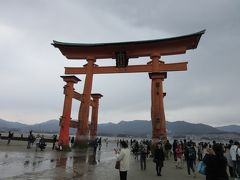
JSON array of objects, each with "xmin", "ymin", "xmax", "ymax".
[{"xmin": 0, "ymin": 139, "xmax": 206, "ymax": 180}]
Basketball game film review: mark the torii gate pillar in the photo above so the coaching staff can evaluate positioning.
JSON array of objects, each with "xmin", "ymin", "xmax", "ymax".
[
  {"xmin": 75, "ymin": 58, "xmax": 96, "ymax": 146},
  {"xmin": 149, "ymin": 72, "xmax": 167, "ymax": 142},
  {"xmin": 90, "ymin": 93, "xmax": 103, "ymax": 140},
  {"xmin": 59, "ymin": 76, "xmax": 80, "ymax": 150}
]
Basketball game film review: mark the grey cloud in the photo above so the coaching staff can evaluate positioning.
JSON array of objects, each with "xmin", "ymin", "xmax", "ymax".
[{"xmin": 0, "ymin": 1, "xmax": 239, "ymax": 126}]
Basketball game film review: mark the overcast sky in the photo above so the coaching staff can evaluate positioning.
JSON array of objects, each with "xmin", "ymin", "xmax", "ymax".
[{"xmin": 0, "ymin": 0, "xmax": 239, "ymax": 126}]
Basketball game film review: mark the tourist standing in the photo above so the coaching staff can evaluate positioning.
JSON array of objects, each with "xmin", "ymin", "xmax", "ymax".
[
  {"xmin": 93, "ymin": 138, "xmax": 98, "ymax": 154},
  {"xmin": 70, "ymin": 136, "xmax": 75, "ymax": 147},
  {"xmin": 7, "ymin": 131, "xmax": 14, "ymax": 145},
  {"xmin": 27, "ymin": 130, "xmax": 34, "ymax": 149},
  {"xmin": 185, "ymin": 142, "xmax": 197, "ymax": 177},
  {"xmin": 164, "ymin": 140, "xmax": 172, "ymax": 160},
  {"xmin": 39, "ymin": 135, "xmax": 46, "ymax": 151},
  {"xmin": 197, "ymin": 142, "xmax": 203, "ymax": 161},
  {"xmin": 139, "ymin": 142, "xmax": 147, "ymax": 170},
  {"xmin": 116, "ymin": 141, "xmax": 130, "ymax": 180},
  {"xmin": 98, "ymin": 137, "xmax": 102, "ymax": 150},
  {"xmin": 230, "ymin": 141, "xmax": 239, "ymax": 178},
  {"xmin": 176, "ymin": 143, "xmax": 183, "ymax": 169},
  {"xmin": 173, "ymin": 140, "xmax": 178, "ymax": 161},
  {"xmin": 35, "ymin": 134, "xmax": 41, "ymax": 152},
  {"xmin": 224, "ymin": 144, "xmax": 234, "ymax": 178},
  {"xmin": 153, "ymin": 143, "xmax": 165, "ymax": 176},
  {"xmin": 52, "ymin": 134, "xmax": 57, "ymax": 150},
  {"xmin": 234, "ymin": 142, "xmax": 240, "ymax": 178},
  {"xmin": 203, "ymin": 143, "xmax": 229, "ymax": 180},
  {"xmin": 133, "ymin": 141, "xmax": 139, "ymax": 160}
]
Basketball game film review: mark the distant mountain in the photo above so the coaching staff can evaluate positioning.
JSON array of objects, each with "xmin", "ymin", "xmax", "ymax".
[
  {"xmin": 26, "ymin": 119, "xmax": 59, "ymax": 133},
  {"xmin": 0, "ymin": 118, "xmax": 59, "ymax": 133},
  {"xmin": 216, "ymin": 125, "xmax": 240, "ymax": 133},
  {"xmin": 98, "ymin": 120, "xmax": 151, "ymax": 137},
  {"xmin": 167, "ymin": 121, "xmax": 222, "ymax": 135},
  {"xmin": 0, "ymin": 118, "xmax": 28, "ymax": 131},
  {"xmin": 0, "ymin": 118, "xmax": 227, "ymax": 136},
  {"xmin": 98, "ymin": 120, "xmax": 222, "ymax": 137}
]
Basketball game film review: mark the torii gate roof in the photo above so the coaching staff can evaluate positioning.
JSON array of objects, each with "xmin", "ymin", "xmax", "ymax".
[{"xmin": 52, "ymin": 30, "xmax": 205, "ymax": 60}]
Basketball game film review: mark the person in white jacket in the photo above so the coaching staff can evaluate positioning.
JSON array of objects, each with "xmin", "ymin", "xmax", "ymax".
[
  {"xmin": 116, "ymin": 141, "xmax": 130, "ymax": 180},
  {"xmin": 230, "ymin": 141, "xmax": 240, "ymax": 178}
]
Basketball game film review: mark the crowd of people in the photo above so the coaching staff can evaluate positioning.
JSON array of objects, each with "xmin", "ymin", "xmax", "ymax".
[{"xmin": 114, "ymin": 138, "xmax": 240, "ymax": 180}]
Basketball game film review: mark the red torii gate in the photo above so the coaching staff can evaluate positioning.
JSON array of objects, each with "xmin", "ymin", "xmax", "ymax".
[{"xmin": 53, "ymin": 30, "xmax": 205, "ymax": 148}]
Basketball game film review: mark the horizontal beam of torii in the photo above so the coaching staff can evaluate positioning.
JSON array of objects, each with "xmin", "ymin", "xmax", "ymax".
[{"xmin": 65, "ymin": 62, "xmax": 187, "ymax": 74}]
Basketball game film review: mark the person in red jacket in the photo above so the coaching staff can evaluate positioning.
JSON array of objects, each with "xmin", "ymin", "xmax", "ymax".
[{"xmin": 176, "ymin": 143, "xmax": 183, "ymax": 169}]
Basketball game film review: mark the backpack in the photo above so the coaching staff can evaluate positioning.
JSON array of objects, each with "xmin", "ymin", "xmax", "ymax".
[{"xmin": 188, "ymin": 147, "xmax": 196, "ymax": 160}]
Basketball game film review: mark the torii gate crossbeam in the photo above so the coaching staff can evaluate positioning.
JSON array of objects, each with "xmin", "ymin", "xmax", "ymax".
[{"xmin": 64, "ymin": 62, "xmax": 187, "ymax": 74}]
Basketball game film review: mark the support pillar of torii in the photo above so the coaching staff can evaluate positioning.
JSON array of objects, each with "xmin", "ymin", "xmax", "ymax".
[
  {"xmin": 149, "ymin": 72, "xmax": 167, "ymax": 142},
  {"xmin": 90, "ymin": 93, "xmax": 103, "ymax": 140},
  {"xmin": 75, "ymin": 58, "xmax": 96, "ymax": 147},
  {"xmin": 59, "ymin": 76, "xmax": 80, "ymax": 150}
]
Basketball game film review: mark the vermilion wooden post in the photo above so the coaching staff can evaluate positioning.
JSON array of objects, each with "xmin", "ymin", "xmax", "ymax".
[
  {"xmin": 59, "ymin": 76, "xmax": 80, "ymax": 150},
  {"xmin": 75, "ymin": 58, "xmax": 96, "ymax": 146},
  {"xmin": 90, "ymin": 94, "xmax": 103, "ymax": 140},
  {"xmin": 149, "ymin": 71, "xmax": 167, "ymax": 142}
]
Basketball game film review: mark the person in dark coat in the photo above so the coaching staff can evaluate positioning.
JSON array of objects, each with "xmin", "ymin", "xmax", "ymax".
[
  {"xmin": 185, "ymin": 142, "xmax": 197, "ymax": 177},
  {"xmin": 172, "ymin": 139, "xmax": 178, "ymax": 161},
  {"xmin": 52, "ymin": 134, "xmax": 57, "ymax": 150},
  {"xmin": 98, "ymin": 137, "xmax": 102, "ymax": 150},
  {"xmin": 39, "ymin": 135, "xmax": 46, "ymax": 151},
  {"xmin": 139, "ymin": 142, "xmax": 147, "ymax": 170},
  {"xmin": 70, "ymin": 136, "xmax": 75, "ymax": 147},
  {"xmin": 153, "ymin": 142, "xmax": 165, "ymax": 176},
  {"xmin": 203, "ymin": 143, "xmax": 229, "ymax": 180},
  {"xmin": 27, "ymin": 130, "xmax": 34, "ymax": 149},
  {"xmin": 165, "ymin": 140, "xmax": 172, "ymax": 160},
  {"xmin": 7, "ymin": 131, "xmax": 14, "ymax": 145}
]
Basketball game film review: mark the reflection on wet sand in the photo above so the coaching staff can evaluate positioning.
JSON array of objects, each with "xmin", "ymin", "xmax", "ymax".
[
  {"xmin": 53, "ymin": 148, "xmax": 98, "ymax": 179},
  {"xmin": 0, "ymin": 140, "xmax": 116, "ymax": 179}
]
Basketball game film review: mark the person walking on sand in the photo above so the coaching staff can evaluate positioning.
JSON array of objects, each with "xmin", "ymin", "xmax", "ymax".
[
  {"xmin": 139, "ymin": 142, "xmax": 147, "ymax": 170},
  {"xmin": 35, "ymin": 134, "xmax": 41, "ymax": 152},
  {"xmin": 52, "ymin": 134, "xmax": 57, "ymax": 150},
  {"xmin": 27, "ymin": 130, "xmax": 34, "ymax": 149},
  {"xmin": 153, "ymin": 142, "xmax": 165, "ymax": 176},
  {"xmin": 185, "ymin": 142, "xmax": 197, "ymax": 178},
  {"xmin": 176, "ymin": 143, "xmax": 183, "ymax": 169},
  {"xmin": 7, "ymin": 131, "xmax": 13, "ymax": 145},
  {"xmin": 115, "ymin": 141, "xmax": 130, "ymax": 180},
  {"xmin": 164, "ymin": 140, "xmax": 172, "ymax": 160}
]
